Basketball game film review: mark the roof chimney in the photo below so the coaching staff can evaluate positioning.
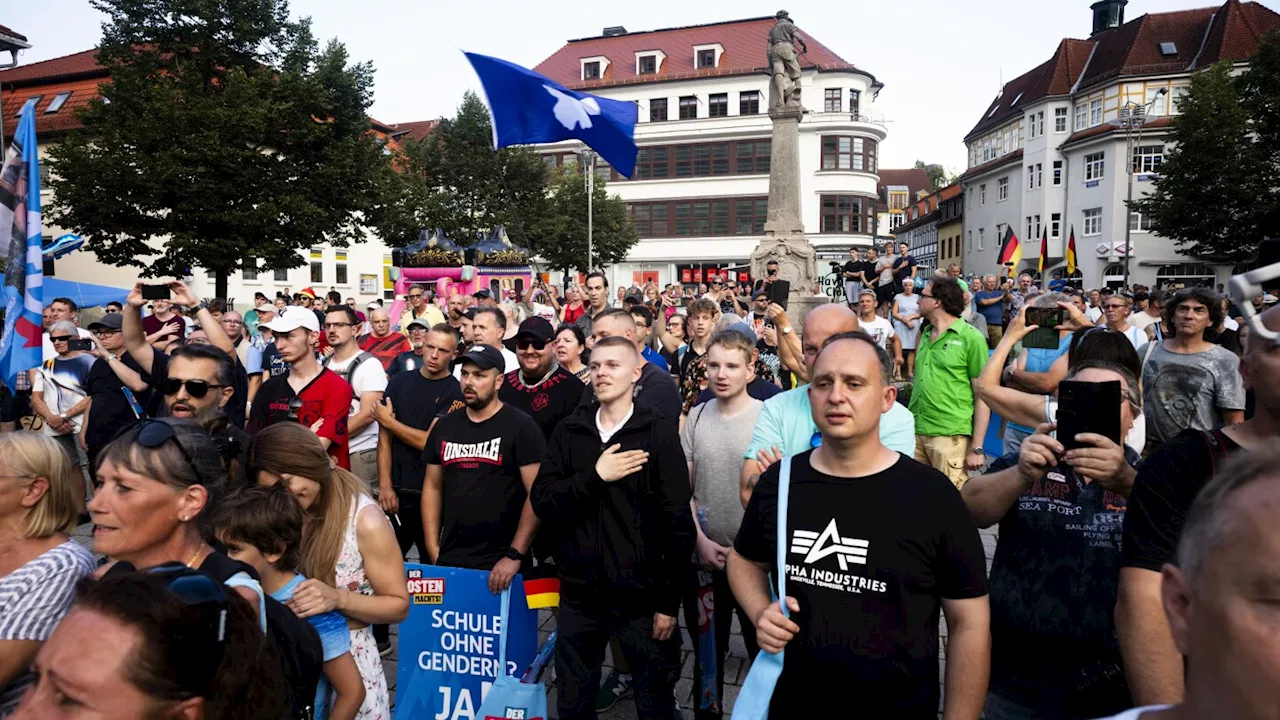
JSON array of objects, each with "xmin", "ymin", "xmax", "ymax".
[
  {"xmin": 1090, "ymin": 0, "xmax": 1128, "ymax": 37},
  {"xmin": 602, "ymin": 26, "xmax": 628, "ymax": 37}
]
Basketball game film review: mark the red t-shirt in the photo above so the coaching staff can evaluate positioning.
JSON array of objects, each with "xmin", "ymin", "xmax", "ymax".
[
  {"xmin": 246, "ymin": 369, "xmax": 353, "ymax": 469},
  {"xmin": 562, "ymin": 303, "xmax": 585, "ymax": 324},
  {"xmin": 360, "ymin": 333, "xmax": 412, "ymax": 371}
]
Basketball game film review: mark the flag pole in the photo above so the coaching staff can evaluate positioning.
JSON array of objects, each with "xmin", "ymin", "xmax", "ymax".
[{"xmin": 586, "ymin": 149, "xmax": 594, "ymax": 273}]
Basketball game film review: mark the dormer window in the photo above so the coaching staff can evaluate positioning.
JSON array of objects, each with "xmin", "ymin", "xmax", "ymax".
[
  {"xmin": 579, "ymin": 55, "xmax": 611, "ymax": 82},
  {"xmin": 692, "ymin": 43, "xmax": 724, "ymax": 70},
  {"xmin": 634, "ymin": 50, "xmax": 665, "ymax": 76}
]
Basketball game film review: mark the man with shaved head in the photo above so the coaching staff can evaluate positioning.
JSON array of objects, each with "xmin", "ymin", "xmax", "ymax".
[
  {"xmin": 360, "ymin": 307, "xmax": 411, "ymax": 371},
  {"xmin": 741, "ymin": 302, "xmax": 916, "ymax": 506},
  {"xmin": 1117, "ymin": 303, "xmax": 1278, "ymax": 706}
]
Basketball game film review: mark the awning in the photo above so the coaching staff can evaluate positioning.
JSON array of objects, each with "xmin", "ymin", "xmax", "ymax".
[{"xmin": 44, "ymin": 278, "xmax": 129, "ymax": 309}]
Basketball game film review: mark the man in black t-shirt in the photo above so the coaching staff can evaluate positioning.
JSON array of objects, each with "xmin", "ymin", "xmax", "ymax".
[
  {"xmin": 962, "ymin": 362, "xmax": 1141, "ymax": 718},
  {"xmin": 842, "ymin": 247, "xmax": 864, "ymax": 306},
  {"xmin": 499, "ymin": 317, "xmax": 585, "ymax": 440},
  {"xmin": 729, "ymin": 330, "xmax": 989, "ymax": 718},
  {"xmin": 81, "ymin": 313, "xmax": 150, "ymax": 468},
  {"xmin": 376, "ymin": 324, "xmax": 464, "ymax": 557},
  {"xmin": 423, "ymin": 344, "xmax": 545, "ymax": 592},
  {"xmin": 1116, "ymin": 303, "xmax": 1280, "ymax": 705}
]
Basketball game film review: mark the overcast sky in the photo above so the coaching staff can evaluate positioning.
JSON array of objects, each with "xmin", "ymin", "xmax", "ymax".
[{"xmin": 9, "ymin": 0, "xmax": 1275, "ymax": 173}]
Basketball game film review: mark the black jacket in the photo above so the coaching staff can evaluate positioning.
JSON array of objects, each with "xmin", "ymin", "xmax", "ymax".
[{"xmin": 530, "ymin": 402, "xmax": 694, "ymax": 616}]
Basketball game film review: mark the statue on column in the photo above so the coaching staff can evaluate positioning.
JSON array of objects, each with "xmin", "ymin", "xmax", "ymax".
[{"xmin": 767, "ymin": 10, "xmax": 808, "ymax": 109}]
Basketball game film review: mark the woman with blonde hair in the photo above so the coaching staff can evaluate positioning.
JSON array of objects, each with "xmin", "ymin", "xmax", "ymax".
[
  {"xmin": 246, "ymin": 422, "xmax": 408, "ymax": 720},
  {"xmin": 0, "ymin": 431, "xmax": 95, "ymax": 716}
]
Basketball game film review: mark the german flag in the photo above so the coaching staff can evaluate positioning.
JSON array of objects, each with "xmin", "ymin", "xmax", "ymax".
[
  {"xmin": 1038, "ymin": 228, "xmax": 1048, "ymax": 274},
  {"xmin": 524, "ymin": 577, "xmax": 560, "ymax": 609},
  {"xmin": 1066, "ymin": 226, "xmax": 1078, "ymax": 275},
  {"xmin": 997, "ymin": 227, "xmax": 1022, "ymax": 278}
]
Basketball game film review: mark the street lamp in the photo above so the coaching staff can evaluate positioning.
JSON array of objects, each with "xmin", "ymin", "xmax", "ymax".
[
  {"xmin": 572, "ymin": 147, "xmax": 596, "ymax": 275},
  {"xmin": 1109, "ymin": 88, "xmax": 1165, "ymax": 289}
]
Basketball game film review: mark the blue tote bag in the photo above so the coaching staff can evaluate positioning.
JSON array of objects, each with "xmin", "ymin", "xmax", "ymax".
[
  {"xmin": 475, "ymin": 587, "xmax": 549, "ymax": 720},
  {"xmin": 731, "ymin": 456, "xmax": 792, "ymax": 720}
]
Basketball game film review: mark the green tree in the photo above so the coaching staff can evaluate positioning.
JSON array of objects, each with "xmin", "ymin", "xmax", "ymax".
[
  {"xmin": 368, "ymin": 92, "xmax": 551, "ymax": 250},
  {"xmin": 913, "ymin": 160, "xmax": 953, "ymax": 192},
  {"xmin": 48, "ymin": 0, "xmax": 389, "ymax": 299},
  {"xmin": 1131, "ymin": 31, "xmax": 1280, "ymax": 262},
  {"xmin": 533, "ymin": 169, "xmax": 638, "ymax": 275}
]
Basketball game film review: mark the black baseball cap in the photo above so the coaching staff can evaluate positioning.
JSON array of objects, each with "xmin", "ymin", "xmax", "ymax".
[
  {"xmin": 457, "ymin": 344, "xmax": 506, "ymax": 371},
  {"xmin": 472, "ymin": 289, "xmax": 492, "ymax": 299},
  {"xmin": 88, "ymin": 313, "xmax": 123, "ymax": 331},
  {"xmin": 462, "ymin": 308, "xmax": 477, "ymax": 320},
  {"xmin": 753, "ymin": 290, "xmax": 770, "ymax": 300},
  {"xmin": 514, "ymin": 317, "xmax": 554, "ymax": 343}
]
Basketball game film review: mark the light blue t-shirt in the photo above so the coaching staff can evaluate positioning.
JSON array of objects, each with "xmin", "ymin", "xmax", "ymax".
[
  {"xmin": 244, "ymin": 340, "xmax": 264, "ymax": 376},
  {"xmin": 272, "ymin": 574, "xmax": 352, "ymax": 720},
  {"xmin": 1007, "ymin": 334, "xmax": 1072, "ymax": 434},
  {"xmin": 744, "ymin": 384, "xmax": 917, "ymax": 460}
]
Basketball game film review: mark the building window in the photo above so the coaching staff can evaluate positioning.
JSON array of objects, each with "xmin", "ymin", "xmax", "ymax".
[
  {"xmin": 1051, "ymin": 213, "xmax": 1061, "ymax": 239},
  {"xmin": 824, "ymin": 89, "xmax": 842, "ymax": 113},
  {"xmin": 633, "ymin": 147, "xmax": 667, "ymax": 179},
  {"xmin": 980, "ymin": 184, "xmax": 987, "ymax": 205},
  {"xmin": 890, "ymin": 214, "xmax": 905, "ymax": 230},
  {"xmin": 243, "ymin": 261, "xmax": 258, "ymax": 281},
  {"xmin": 978, "ymin": 228, "xmax": 985, "ymax": 251},
  {"xmin": 630, "ymin": 203, "xmax": 668, "ymax": 236},
  {"xmin": 1090, "ymin": 98, "xmax": 1102, "ymax": 126},
  {"xmin": 1085, "ymin": 152, "xmax": 1105, "ymax": 181},
  {"xmin": 820, "ymin": 136, "xmax": 873, "ymax": 171},
  {"xmin": 310, "ymin": 247, "xmax": 324, "ymax": 283},
  {"xmin": 1053, "ymin": 160, "xmax": 1063, "ymax": 186},
  {"xmin": 360, "ymin": 274, "xmax": 378, "ymax": 294},
  {"xmin": 638, "ymin": 55, "xmax": 657, "ymax": 75},
  {"xmin": 739, "ymin": 91, "xmax": 760, "ymax": 116},
  {"xmin": 1026, "ymin": 216, "xmax": 1033, "ymax": 241},
  {"xmin": 697, "ymin": 49, "xmax": 716, "ymax": 68},
  {"xmin": 1035, "ymin": 215, "xmax": 1042, "ymax": 238},
  {"xmin": 1146, "ymin": 87, "xmax": 1167, "ymax": 117},
  {"xmin": 888, "ymin": 191, "xmax": 908, "ymax": 211},
  {"xmin": 735, "ymin": 140, "xmax": 770, "ymax": 174},
  {"xmin": 967, "ymin": 230, "xmax": 972, "ymax": 252},
  {"xmin": 1075, "ymin": 103, "xmax": 1087, "ymax": 131},
  {"xmin": 1054, "ymin": 107, "xmax": 1067, "ymax": 133},
  {"xmin": 679, "ymin": 96, "xmax": 697, "ymax": 120},
  {"xmin": 1037, "ymin": 111, "xmax": 1045, "ymax": 136},
  {"xmin": 708, "ymin": 93, "xmax": 728, "ymax": 118},
  {"xmin": 1028, "ymin": 115, "xmax": 1037, "ymax": 139},
  {"xmin": 583, "ymin": 61, "xmax": 601, "ymax": 81},
  {"xmin": 1028, "ymin": 166, "xmax": 1035, "ymax": 190},
  {"xmin": 1083, "ymin": 208, "xmax": 1103, "ymax": 236},
  {"xmin": 45, "ymin": 91, "xmax": 72, "ymax": 114},
  {"xmin": 998, "ymin": 177, "xmax": 1009, "ymax": 201},
  {"xmin": 734, "ymin": 198, "xmax": 769, "ymax": 234},
  {"xmin": 1129, "ymin": 211, "xmax": 1153, "ymax": 232},
  {"xmin": 649, "ymin": 98, "xmax": 668, "ymax": 122},
  {"xmin": 1171, "ymin": 86, "xmax": 1190, "ymax": 114},
  {"xmin": 849, "ymin": 89, "xmax": 861, "ymax": 118},
  {"xmin": 819, "ymin": 195, "xmax": 875, "ymax": 234},
  {"xmin": 274, "ymin": 268, "xmax": 288, "ymax": 282},
  {"xmin": 335, "ymin": 251, "xmax": 348, "ymax": 285},
  {"xmin": 629, "ymin": 196, "xmax": 768, "ymax": 238},
  {"xmin": 1132, "ymin": 145, "xmax": 1164, "ymax": 174},
  {"xmin": 968, "ymin": 190, "xmax": 973, "ymax": 209}
]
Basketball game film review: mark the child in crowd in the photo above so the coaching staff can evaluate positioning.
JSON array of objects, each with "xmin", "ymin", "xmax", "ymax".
[{"xmin": 215, "ymin": 484, "xmax": 367, "ymax": 720}]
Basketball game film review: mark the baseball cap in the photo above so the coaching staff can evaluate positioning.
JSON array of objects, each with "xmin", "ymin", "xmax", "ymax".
[
  {"xmin": 753, "ymin": 290, "xmax": 769, "ymax": 300},
  {"xmin": 406, "ymin": 317, "xmax": 431, "ymax": 331},
  {"xmin": 457, "ymin": 344, "xmax": 505, "ymax": 371},
  {"xmin": 367, "ymin": 300, "xmax": 379, "ymax": 309},
  {"xmin": 473, "ymin": 289, "xmax": 492, "ymax": 300},
  {"xmin": 261, "ymin": 306, "xmax": 320, "ymax": 334},
  {"xmin": 624, "ymin": 292, "xmax": 642, "ymax": 303},
  {"xmin": 88, "ymin": 313, "xmax": 124, "ymax": 332},
  {"xmin": 725, "ymin": 321, "xmax": 756, "ymax": 341},
  {"xmin": 462, "ymin": 308, "xmax": 477, "ymax": 320},
  {"xmin": 514, "ymin": 317, "xmax": 554, "ymax": 343}
]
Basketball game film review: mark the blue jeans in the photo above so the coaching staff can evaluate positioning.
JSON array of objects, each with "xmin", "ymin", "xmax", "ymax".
[
  {"xmin": 982, "ymin": 693, "xmax": 1043, "ymax": 720},
  {"xmin": 1003, "ymin": 424, "xmax": 1033, "ymax": 457}
]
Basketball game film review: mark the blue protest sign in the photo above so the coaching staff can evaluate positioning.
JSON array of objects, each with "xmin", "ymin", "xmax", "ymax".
[{"xmin": 394, "ymin": 565, "xmax": 539, "ymax": 720}]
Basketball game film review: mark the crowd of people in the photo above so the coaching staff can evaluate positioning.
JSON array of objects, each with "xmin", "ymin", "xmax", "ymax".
[{"xmin": 0, "ymin": 257, "xmax": 1274, "ymax": 720}]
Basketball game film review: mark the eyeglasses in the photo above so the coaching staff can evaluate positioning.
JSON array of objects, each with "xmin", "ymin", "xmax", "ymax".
[
  {"xmin": 408, "ymin": 293, "xmax": 424, "ymax": 299},
  {"xmin": 49, "ymin": 335, "xmax": 73, "ymax": 343},
  {"xmin": 1104, "ymin": 303, "xmax": 1128, "ymax": 309},
  {"xmin": 920, "ymin": 293, "xmax": 935, "ymax": 299},
  {"xmin": 324, "ymin": 322, "xmax": 354, "ymax": 330},
  {"xmin": 221, "ymin": 319, "xmax": 243, "ymax": 326},
  {"xmin": 93, "ymin": 329, "xmax": 120, "ymax": 337},
  {"xmin": 516, "ymin": 338, "xmax": 549, "ymax": 351},
  {"xmin": 160, "ymin": 378, "xmax": 225, "ymax": 398}
]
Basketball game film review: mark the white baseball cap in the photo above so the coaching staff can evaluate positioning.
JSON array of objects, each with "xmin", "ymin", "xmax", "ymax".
[{"xmin": 261, "ymin": 305, "xmax": 320, "ymax": 334}]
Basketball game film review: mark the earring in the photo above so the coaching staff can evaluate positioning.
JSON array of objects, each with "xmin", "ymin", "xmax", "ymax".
[{"xmin": 180, "ymin": 515, "xmax": 188, "ymax": 522}]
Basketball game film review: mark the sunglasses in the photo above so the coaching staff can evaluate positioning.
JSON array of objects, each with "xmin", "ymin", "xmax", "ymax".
[
  {"xmin": 160, "ymin": 378, "xmax": 225, "ymax": 398},
  {"xmin": 287, "ymin": 396, "xmax": 304, "ymax": 420},
  {"xmin": 49, "ymin": 335, "xmax": 74, "ymax": 343},
  {"xmin": 146, "ymin": 564, "xmax": 229, "ymax": 693},
  {"xmin": 516, "ymin": 338, "xmax": 549, "ymax": 351},
  {"xmin": 134, "ymin": 420, "xmax": 204, "ymax": 486}
]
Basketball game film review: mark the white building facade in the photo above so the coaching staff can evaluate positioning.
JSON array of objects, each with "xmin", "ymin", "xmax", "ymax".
[{"xmin": 534, "ymin": 17, "xmax": 886, "ymax": 289}]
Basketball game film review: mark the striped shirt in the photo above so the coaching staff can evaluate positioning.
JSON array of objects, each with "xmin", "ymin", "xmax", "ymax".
[{"xmin": 0, "ymin": 541, "xmax": 95, "ymax": 716}]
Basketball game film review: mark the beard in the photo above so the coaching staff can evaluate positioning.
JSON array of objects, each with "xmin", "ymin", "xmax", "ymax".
[{"xmin": 463, "ymin": 386, "xmax": 496, "ymax": 409}]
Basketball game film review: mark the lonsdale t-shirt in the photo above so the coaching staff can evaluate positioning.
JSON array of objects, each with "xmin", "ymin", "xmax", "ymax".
[
  {"xmin": 424, "ymin": 404, "xmax": 546, "ymax": 570},
  {"xmin": 247, "ymin": 370, "xmax": 353, "ymax": 469},
  {"xmin": 735, "ymin": 451, "xmax": 987, "ymax": 717}
]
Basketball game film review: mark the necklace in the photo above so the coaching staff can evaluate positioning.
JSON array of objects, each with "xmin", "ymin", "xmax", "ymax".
[{"xmin": 185, "ymin": 545, "xmax": 204, "ymax": 568}]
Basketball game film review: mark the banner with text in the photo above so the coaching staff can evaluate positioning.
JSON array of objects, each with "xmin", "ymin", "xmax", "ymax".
[{"xmin": 393, "ymin": 565, "xmax": 539, "ymax": 720}]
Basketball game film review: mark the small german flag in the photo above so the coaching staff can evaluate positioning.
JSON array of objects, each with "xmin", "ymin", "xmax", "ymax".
[
  {"xmin": 997, "ymin": 227, "xmax": 1022, "ymax": 278},
  {"xmin": 524, "ymin": 577, "xmax": 560, "ymax": 609},
  {"xmin": 1066, "ymin": 226, "xmax": 1078, "ymax": 275}
]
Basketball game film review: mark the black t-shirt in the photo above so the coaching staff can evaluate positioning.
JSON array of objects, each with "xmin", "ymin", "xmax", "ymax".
[
  {"xmin": 262, "ymin": 342, "xmax": 288, "ymax": 378},
  {"xmin": 384, "ymin": 370, "xmax": 464, "ymax": 491},
  {"xmin": 678, "ymin": 343, "xmax": 703, "ymax": 382},
  {"xmin": 735, "ymin": 451, "xmax": 987, "ymax": 718},
  {"xmin": 1122, "ymin": 428, "xmax": 1241, "ymax": 572},
  {"xmin": 894, "ymin": 254, "xmax": 918, "ymax": 282},
  {"xmin": 855, "ymin": 260, "xmax": 876, "ymax": 285},
  {"xmin": 499, "ymin": 366, "xmax": 585, "ymax": 441},
  {"xmin": 984, "ymin": 452, "xmax": 1135, "ymax": 714},
  {"xmin": 424, "ymin": 404, "xmax": 546, "ymax": 570},
  {"xmin": 150, "ymin": 350, "xmax": 249, "ymax": 429},
  {"xmin": 842, "ymin": 260, "xmax": 859, "ymax": 280},
  {"xmin": 84, "ymin": 353, "xmax": 150, "ymax": 449},
  {"xmin": 387, "ymin": 350, "xmax": 425, "ymax": 377}
]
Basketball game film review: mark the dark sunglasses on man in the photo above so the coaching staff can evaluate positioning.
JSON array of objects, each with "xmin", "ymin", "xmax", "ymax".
[
  {"xmin": 516, "ymin": 338, "xmax": 548, "ymax": 351},
  {"xmin": 159, "ymin": 377, "xmax": 225, "ymax": 398}
]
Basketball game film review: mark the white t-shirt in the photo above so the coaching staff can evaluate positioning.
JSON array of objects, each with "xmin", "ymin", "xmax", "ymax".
[
  {"xmin": 453, "ymin": 347, "xmax": 519, "ymax": 381},
  {"xmin": 1116, "ymin": 324, "xmax": 1147, "ymax": 351},
  {"xmin": 1129, "ymin": 311, "xmax": 1159, "ymax": 330},
  {"xmin": 1093, "ymin": 706, "xmax": 1171, "ymax": 720},
  {"xmin": 41, "ymin": 328, "xmax": 93, "ymax": 363},
  {"xmin": 1223, "ymin": 315, "xmax": 1239, "ymax": 331},
  {"xmin": 859, "ymin": 315, "xmax": 896, "ymax": 351},
  {"xmin": 1086, "ymin": 305, "xmax": 1103, "ymax": 323},
  {"xmin": 324, "ymin": 353, "xmax": 388, "ymax": 453}
]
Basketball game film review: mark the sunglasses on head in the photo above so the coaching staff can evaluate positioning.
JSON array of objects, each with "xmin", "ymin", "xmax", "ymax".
[
  {"xmin": 160, "ymin": 377, "xmax": 225, "ymax": 398},
  {"xmin": 516, "ymin": 338, "xmax": 549, "ymax": 351},
  {"xmin": 146, "ymin": 564, "xmax": 229, "ymax": 692}
]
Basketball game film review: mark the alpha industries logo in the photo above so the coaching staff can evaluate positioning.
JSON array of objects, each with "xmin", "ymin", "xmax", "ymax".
[
  {"xmin": 440, "ymin": 438, "xmax": 503, "ymax": 465},
  {"xmin": 790, "ymin": 519, "xmax": 869, "ymax": 570}
]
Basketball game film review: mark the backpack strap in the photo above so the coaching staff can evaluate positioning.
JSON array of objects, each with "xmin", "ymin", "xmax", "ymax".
[
  {"xmin": 323, "ymin": 351, "xmax": 376, "ymax": 387},
  {"xmin": 775, "ymin": 456, "xmax": 791, "ymax": 615}
]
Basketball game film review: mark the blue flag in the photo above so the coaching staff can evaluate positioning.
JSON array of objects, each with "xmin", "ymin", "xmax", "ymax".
[
  {"xmin": 0, "ymin": 99, "xmax": 46, "ymax": 392},
  {"xmin": 464, "ymin": 51, "xmax": 639, "ymax": 178}
]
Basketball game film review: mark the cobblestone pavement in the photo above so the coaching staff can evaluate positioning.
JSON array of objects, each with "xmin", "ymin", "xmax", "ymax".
[{"xmin": 73, "ymin": 524, "xmax": 1001, "ymax": 719}]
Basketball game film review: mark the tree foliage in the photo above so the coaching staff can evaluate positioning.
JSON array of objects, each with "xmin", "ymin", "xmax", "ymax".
[
  {"xmin": 532, "ymin": 169, "xmax": 639, "ymax": 274},
  {"xmin": 1131, "ymin": 31, "xmax": 1280, "ymax": 263},
  {"xmin": 48, "ymin": 0, "xmax": 389, "ymax": 298},
  {"xmin": 913, "ymin": 160, "xmax": 953, "ymax": 192}
]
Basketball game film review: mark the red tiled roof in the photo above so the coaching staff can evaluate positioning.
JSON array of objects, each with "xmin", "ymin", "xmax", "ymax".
[
  {"xmin": 877, "ymin": 168, "xmax": 932, "ymax": 206},
  {"xmin": 0, "ymin": 23, "xmax": 28, "ymax": 44},
  {"xmin": 533, "ymin": 17, "xmax": 865, "ymax": 91},
  {"xmin": 1, "ymin": 74, "xmax": 104, "ymax": 139},
  {"xmin": 966, "ymin": 1, "xmax": 1280, "ymax": 141},
  {"xmin": 384, "ymin": 119, "xmax": 439, "ymax": 143},
  {"xmin": 0, "ymin": 49, "xmax": 105, "ymax": 88},
  {"xmin": 956, "ymin": 149, "xmax": 1024, "ymax": 183}
]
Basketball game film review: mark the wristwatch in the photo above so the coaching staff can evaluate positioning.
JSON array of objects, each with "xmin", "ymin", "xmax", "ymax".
[
  {"xmin": 189, "ymin": 300, "xmax": 208, "ymax": 312},
  {"xmin": 781, "ymin": 326, "xmax": 794, "ymax": 335},
  {"xmin": 503, "ymin": 547, "xmax": 525, "ymax": 562},
  {"xmin": 969, "ymin": 446, "xmax": 985, "ymax": 455}
]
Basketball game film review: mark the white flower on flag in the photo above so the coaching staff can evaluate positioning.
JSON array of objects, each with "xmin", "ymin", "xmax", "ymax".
[{"xmin": 544, "ymin": 85, "xmax": 600, "ymax": 131}]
